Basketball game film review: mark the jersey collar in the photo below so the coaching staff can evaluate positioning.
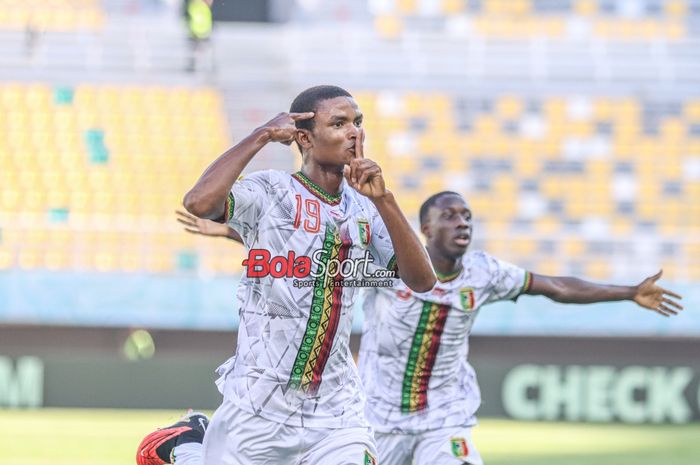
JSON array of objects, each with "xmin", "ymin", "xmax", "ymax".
[{"xmin": 292, "ymin": 171, "xmax": 343, "ymax": 206}]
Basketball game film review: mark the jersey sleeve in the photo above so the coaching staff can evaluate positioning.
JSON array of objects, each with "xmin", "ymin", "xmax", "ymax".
[
  {"xmin": 224, "ymin": 170, "xmax": 272, "ymax": 241},
  {"xmin": 481, "ymin": 252, "xmax": 532, "ymax": 304},
  {"xmin": 366, "ymin": 206, "xmax": 397, "ymax": 272}
]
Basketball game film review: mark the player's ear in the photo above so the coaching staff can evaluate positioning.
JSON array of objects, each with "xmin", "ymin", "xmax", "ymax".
[
  {"xmin": 296, "ymin": 129, "xmax": 312, "ymax": 151},
  {"xmin": 420, "ymin": 221, "xmax": 431, "ymax": 239}
]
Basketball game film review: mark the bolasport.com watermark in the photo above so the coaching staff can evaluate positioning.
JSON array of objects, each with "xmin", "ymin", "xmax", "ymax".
[{"xmin": 241, "ymin": 249, "xmax": 396, "ymax": 288}]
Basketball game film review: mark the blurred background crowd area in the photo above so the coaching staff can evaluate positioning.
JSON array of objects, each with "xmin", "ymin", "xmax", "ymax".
[{"xmin": 0, "ymin": 0, "xmax": 698, "ymax": 334}]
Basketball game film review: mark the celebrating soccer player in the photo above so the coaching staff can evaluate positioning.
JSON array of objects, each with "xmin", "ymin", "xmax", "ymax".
[
  {"xmin": 136, "ymin": 85, "xmax": 435, "ymax": 465},
  {"xmin": 357, "ymin": 191, "xmax": 683, "ymax": 465},
  {"xmin": 169, "ymin": 190, "xmax": 684, "ymax": 465}
]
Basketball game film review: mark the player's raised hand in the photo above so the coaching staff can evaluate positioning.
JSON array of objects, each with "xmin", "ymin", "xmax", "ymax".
[
  {"xmin": 633, "ymin": 270, "xmax": 684, "ymax": 317},
  {"xmin": 343, "ymin": 129, "xmax": 388, "ymax": 199},
  {"xmin": 176, "ymin": 210, "xmax": 231, "ymax": 238},
  {"xmin": 262, "ymin": 112, "xmax": 314, "ymax": 145}
]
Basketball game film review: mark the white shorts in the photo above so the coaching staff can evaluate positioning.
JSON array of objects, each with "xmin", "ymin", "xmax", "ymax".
[
  {"xmin": 375, "ymin": 426, "xmax": 483, "ymax": 465},
  {"xmin": 201, "ymin": 398, "xmax": 378, "ymax": 465}
]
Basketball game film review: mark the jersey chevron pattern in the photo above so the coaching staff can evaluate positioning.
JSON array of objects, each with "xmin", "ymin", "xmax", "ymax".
[
  {"xmin": 288, "ymin": 224, "xmax": 352, "ymax": 394},
  {"xmin": 215, "ymin": 170, "xmax": 396, "ymax": 428},
  {"xmin": 358, "ymin": 251, "xmax": 530, "ymax": 433},
  {"xmin": 401, "ymin": 301, "xmax": 450, "ymax": 413}
]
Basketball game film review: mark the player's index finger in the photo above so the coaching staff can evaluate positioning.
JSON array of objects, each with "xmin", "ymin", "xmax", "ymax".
[
  {"xmin": 289, "ymin": 112, "xmax": 315, "ymax": 121},
  {"xmin": 355, "ymin": 128, "xmax": 364, "ymax": 159}
]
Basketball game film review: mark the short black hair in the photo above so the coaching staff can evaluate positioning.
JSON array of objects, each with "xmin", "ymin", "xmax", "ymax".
[
  {"xmin": 289, "ymin": 85, "xmax": 353, "ymax": 132},
  {"xmin": 419, "ymin": 191, "xmax": 463, "ymax": 226}
]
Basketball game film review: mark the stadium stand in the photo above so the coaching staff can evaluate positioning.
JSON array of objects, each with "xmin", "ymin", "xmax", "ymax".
[
  {"xmin": 2, "ymin": 85, "xmax": 698, "ymax": 280},
  {"xmin": 357, "ymin": 90, "xmax": 700, "ymax": 280},
  {"xmin": 0, "ymin": 83, "xmax": 243, "ymax": 274},
  {"xmin": 0, "ymin": 0, "xmax": 697, "ymax": 286},
  {"xmin": 371, "ymin": 0, "xmax": 697, "ymax": 39},
  {"xmin": 0, "ymin": 0, "xmax": 104, "ymax": 31}
]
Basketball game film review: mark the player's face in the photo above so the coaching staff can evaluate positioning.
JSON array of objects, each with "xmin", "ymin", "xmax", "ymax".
[
  {"xmin": 305, "ymin": 96, "xmax": 363, "ymax": 170},
  {"xmin": 424, "ymin": 195, "xmax": 473, "ymax": 259}
]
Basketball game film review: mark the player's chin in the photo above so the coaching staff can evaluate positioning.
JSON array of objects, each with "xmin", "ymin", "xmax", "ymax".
[{"xmin": 449, "ymin": 242, "xmax": 470, "ymax": 255}]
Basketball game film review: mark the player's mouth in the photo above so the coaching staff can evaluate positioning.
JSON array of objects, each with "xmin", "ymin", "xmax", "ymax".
[{"xmin": 454, "ymin": 233, "xmax": 470, "ymax": 247}]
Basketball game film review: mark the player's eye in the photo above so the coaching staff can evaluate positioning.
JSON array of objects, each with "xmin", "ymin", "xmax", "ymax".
[
  {"xmin": 334, "ymin": 121, "xmax": 343, "ymax": 128},
  {"xmin": 354, "ymin": 120, "xmax": 362, "ymax": 127}
]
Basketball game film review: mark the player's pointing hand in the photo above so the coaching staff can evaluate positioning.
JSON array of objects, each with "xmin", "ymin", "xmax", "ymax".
[
  {"xmin": 262, "ymin": 112, "xmax": 314, "ymax": 145},
  {"xmin": 343, "ymin": 129, "xmax": 387, "ymax": 200}
]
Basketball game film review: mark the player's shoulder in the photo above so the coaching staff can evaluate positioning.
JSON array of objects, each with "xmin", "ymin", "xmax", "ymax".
[
  {"xmin": 237, "ymin": 170, "xmax": 294, "ymax": 192},
  {"xmin": 463, "ymin": 249, "xmax": 494, "ymax": 268},
  {"xmin": 461, "ymin": 250, "xmax": 503, "ymax": 279},
  {"xmin": 240, "ymin": 169, "xmax": 287, "ymax": 182},
  {"xmin": 465, "ymin": 250, "xmax": 524, "ymax": 278}
]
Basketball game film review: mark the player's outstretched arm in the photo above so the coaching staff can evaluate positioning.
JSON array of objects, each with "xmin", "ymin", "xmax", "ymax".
[
  {"xmin": 176, "ymin": 210, "xmax": 243, "ymax": 243},
  {"xmin": 343, "ymin": 129, "xmax": 436, "ymax": 292},
  {"xmin": 526, "ymin": 270, "xmax": 683, "ymax": 317},
  {"xmin": 183, "ymin": 112, "xmax": 314, "ymax": 220}
]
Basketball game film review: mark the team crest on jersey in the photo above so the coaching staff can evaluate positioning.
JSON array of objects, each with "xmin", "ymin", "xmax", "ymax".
[
  {"xmin": 450, "ymin": 437, "xmax": 469, "ymax": 457},
  {"xmin": 357, "ymin": 218, "xmax": 371, "ymax": 248},
  {"xmin": 460, "ymin": 288, "xmax": 475, "ymax": 311},
  {"xmin": 363, "ymin": 449, "xmax": 377, "ymax": 465}
]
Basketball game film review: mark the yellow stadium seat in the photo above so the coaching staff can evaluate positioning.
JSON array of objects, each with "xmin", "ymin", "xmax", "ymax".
[
  {"xmin": 585, "ymin": 260, "xmax": 610, "ymax": 280},
  {"xmin": 397, "ymin": 0, "xmax": 417, "ymax": 15},
  {"xmin": 562, "ymin": 238, "xmax": 585, "ymax": 259},
  {"xmin": 0, "ymin": 249, "xmax": 12, "ymax": 269},
  {"xmin": 536, "ymin": 258, "xmax": 561, "ymax": 276},
  {"xmin": 574, "ymin": 0, "xmax": 597, "ymax": 15},
  {"xmin": 442, "ymin": 0, "xmax": 465, "ymax": 15},
  {"xmin": 375, "ymin": 15, "xmax": 403, "ymax": 38}
]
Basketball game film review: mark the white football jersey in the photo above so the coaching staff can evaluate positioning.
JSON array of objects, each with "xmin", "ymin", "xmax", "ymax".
[
  {"xmin": 215, "ymin": 170, "xmax": 396, "ymax": 428},
  {"xmin": 358, "ymin": 251, "xmax": 530, "ymax": 433}
]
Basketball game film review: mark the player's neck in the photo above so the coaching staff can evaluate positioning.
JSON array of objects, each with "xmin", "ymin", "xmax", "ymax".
[
  {"xmin": 299, "ymin": 162, "xmax": 344, "ymax": 196},
  {"xmin": 426, "ymin": 246, "xmax": 463, "ymax": 281}
]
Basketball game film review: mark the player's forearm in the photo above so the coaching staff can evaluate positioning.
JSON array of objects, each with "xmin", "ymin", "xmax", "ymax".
[
  {"xmin": 372, "ymin": 191, "xmax": 436, "ymax": 292},
  {"xmin": 183, "ymin": 127, "xmax": 271, "ymax": 219},
  {"xmin": 532, "ymin": 275, "xmax": 636, "ymax": 304}
]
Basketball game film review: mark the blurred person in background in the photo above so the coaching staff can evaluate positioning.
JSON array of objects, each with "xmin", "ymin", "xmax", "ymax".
[
  {"xmin": 183, "ymin": 0, "xmax": 213, "ymax": 72},
  {"xmin": 136, "ymin": 85, "xmax": 435, "ymax": 465},
  {"xmin": 175, "ymin": 191, "xmax": 684, "ymax": 465},
  {"xmin": 357, "ymin": 191, "xmax": 682, "ymax": 465}
]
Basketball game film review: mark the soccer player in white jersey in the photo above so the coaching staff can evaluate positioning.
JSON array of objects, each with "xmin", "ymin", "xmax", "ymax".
[
  {"xmin": 357, "ymin": 191, "xmax": 683, "ymax": 465},
  {"xmin": 135, "ymin": 85, "xmax": 436, "ymax": 465},
  {"xmin": 158, "ymin": 195, "xmax": 684, "ymax": 465}
]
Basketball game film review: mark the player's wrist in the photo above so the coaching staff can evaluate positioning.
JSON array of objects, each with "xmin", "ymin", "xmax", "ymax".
[
  {"xmin": 369, "ymin": 189, "xmax": 394, "ymax": 206},
  {"xmin": 252, "ymin": 126, "xmax": 273, "ymax": 144},
  {"xmin": 626, "ymin": 285, "xmax": 640, "ymax": 301}
]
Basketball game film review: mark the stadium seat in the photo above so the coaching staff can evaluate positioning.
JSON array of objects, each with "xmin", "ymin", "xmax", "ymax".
[{"xmin": 0, "ymin": 83, "xmax": 231, "ymax": 274}]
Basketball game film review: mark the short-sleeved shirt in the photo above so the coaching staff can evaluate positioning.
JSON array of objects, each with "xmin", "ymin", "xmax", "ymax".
[
  {"xmin": 215, "ymin": 169, "xmax": 396, "ymax": 428},
  {"xmin": 358, "ymin": 251, "xmax": 530, "ymax": 433}
]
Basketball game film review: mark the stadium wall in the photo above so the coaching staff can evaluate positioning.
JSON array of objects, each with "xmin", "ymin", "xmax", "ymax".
[{"xmin": 2, "ymin": 326, "xmax": 699, "ymax": 424}]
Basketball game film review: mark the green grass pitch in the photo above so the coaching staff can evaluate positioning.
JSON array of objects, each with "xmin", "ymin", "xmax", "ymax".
[{"xmin": 2, "ymin": 408, "xmax": 699, "ymax": 465}]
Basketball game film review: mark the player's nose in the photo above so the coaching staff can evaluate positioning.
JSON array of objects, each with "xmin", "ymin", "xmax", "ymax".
[{"xmin": 347, "ymin": 124, "xmax": 360, "ymax": 139}]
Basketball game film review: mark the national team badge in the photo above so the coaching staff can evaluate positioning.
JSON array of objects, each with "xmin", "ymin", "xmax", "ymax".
[
  {"xmin": 357, "ymin": 218, "xmax": 371, "ymax": 248},
  {"xmin": 460, "ymin": 288, "xmax": 475, "ymax": 311},
  {"xmin": 450, "ymin": 437, "xmax": 469, "ymax": 457},
  {"xmin": 363, "ymin": 449, "xmax": 377, "ymax": 465}
]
